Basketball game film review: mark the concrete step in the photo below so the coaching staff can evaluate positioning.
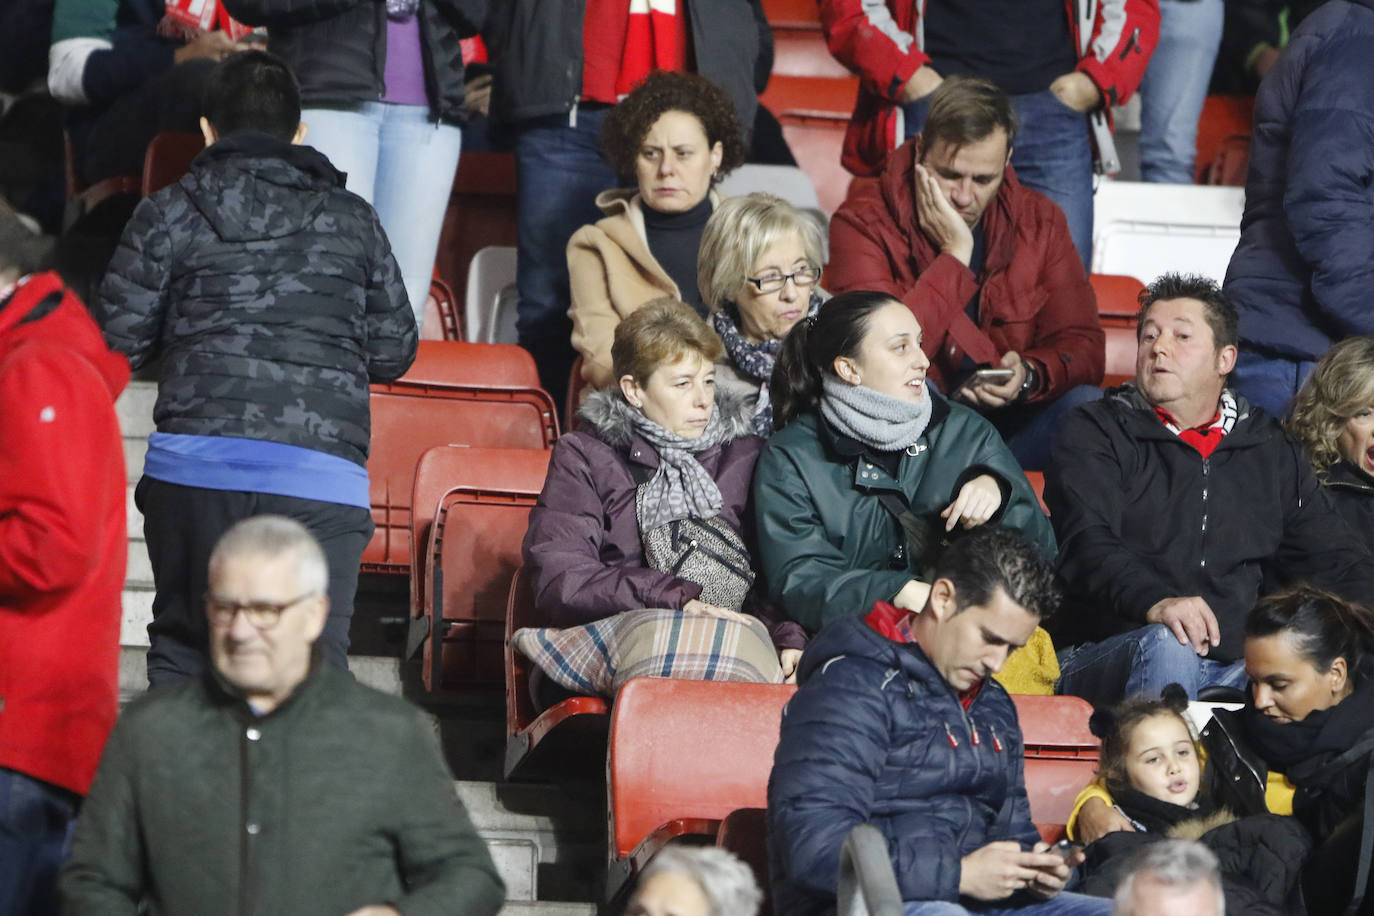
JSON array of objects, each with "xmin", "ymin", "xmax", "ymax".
[
  {"xmin": 121, "ymin": 588, "xmax": 152, "ymax": 648},
  {"xmin": 123, "ymin": 436, "xmax": 146, "ymax": 483},
  {"xmin": 115, "ymin": 382, "xmax": 157, "ymax": 438}
]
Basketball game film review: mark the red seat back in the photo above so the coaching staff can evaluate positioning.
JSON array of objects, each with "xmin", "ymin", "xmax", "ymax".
[
  {"xmin": 1089, "ymin": 273, "xmax": 1145, "ymax": 322},
  {"xmin": 1011, "ymin": 695, "xmax": 1100, "ymax": 842},
  {"xmin": 420, "ymin": 447, "xmax": 552, "ymax": 692},
  {"xmin": 421, "ymin": 276, "xmax": 463, "ymax": 341},
  {"xmin": 435, "ymin": 152, "xmax": 518, "ymax": 320},
  {"xmin": 141, "ymin": 131, "xmax": 203, "ymax": 196},
  {"xmin": 1194, "ymin": 95, "xmax": 1254, "ymax": 184}
]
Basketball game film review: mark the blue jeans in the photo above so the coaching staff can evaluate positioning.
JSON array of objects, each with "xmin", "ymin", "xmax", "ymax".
[
  {"xmin": 0, "ymin": 768, "xmax": 79, "ymax": 916},
  {"xmin": 904, "ymin": 891, "xmax": 1111, "ymax": 915},
  {"xmin": 513, "ymin": 108, "xmax": 619, "ymax": 406},
  {"xmin": 1232, "ymin": 348, "xmax": 1317, "ymax": 419},
  {"xmin": 992, "ymin": 384, "xmax": 1102, "ymax": 472},
  {"xmin": 302, "ymin": 102, "xmax": 464, "ymax": 326},
  {"xmin": 905, "ymin": 89, "xmax": 1094, "ymax": 272},
  {"xmin": 1138, "ymin": 0, "xmax": 1224, "ymax": 183},
  {"xmin": 1056, "ymin": 624, "xmax": 1248, "ymax": 707}
]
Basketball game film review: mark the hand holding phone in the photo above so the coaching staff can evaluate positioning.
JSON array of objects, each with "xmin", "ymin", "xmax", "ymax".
[{"xmin": 971, "ymin": 366, "xmax": 1015, "ymax": 385}]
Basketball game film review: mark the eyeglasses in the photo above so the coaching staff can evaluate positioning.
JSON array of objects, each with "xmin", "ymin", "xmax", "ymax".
[
  {"xmin": 745, "ymin": 265, "xmax": 821, "ymax": 294},
  {"xmin": 205, "ymin": 591, "xmax": 317, "ymax": 629}
]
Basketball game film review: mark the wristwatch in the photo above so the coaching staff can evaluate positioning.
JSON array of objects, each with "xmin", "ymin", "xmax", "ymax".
[{"xmin": 1019, "ymin": 360, "xmax": 1038, "ymax": 401}]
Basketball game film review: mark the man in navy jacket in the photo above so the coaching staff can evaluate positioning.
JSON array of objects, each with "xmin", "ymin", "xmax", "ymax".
[{"xmin": 768, "ymin": 527, "xmax": 1109, "ymax": 916}]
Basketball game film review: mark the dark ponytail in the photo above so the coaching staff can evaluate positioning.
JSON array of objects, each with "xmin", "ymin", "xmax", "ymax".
[
  {"xmin": 1246, "ymin": 586, "xmax": 1374, "ymax": 686},
  {"xmin": 770, "ymin": 290, "xmax": 899, "ymax": 430}
]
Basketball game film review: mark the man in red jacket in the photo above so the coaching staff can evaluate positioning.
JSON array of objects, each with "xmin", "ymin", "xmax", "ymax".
[
  {"xmin": 0, "ymin": 204, "xmax": 129, "ymax": 916},
  {"xmin": 821, "ymin": 0, "xmax": 1158, "ymax": 272},
  {"xmin": 828, "ymin": 78, "xmax": 1105, "ymax": 471}
]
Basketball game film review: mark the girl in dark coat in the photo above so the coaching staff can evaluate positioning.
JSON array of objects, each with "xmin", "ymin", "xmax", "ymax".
[{"xmin": 516, "ymin": 299, "xmax": 798, "ymax": 702}]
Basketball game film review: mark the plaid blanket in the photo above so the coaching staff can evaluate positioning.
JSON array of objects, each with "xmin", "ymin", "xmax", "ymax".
[{"xmin": 513, "ymin": 608, "xmax": 784, "ymax": 697}]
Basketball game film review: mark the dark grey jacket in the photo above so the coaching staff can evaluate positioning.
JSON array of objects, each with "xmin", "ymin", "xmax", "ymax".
[
  {"xmin": 98, "ymin": 132, "xmax": 417, "ymax": 468},
  {"xmin": 59, "ymin": 664, "xmax": 505, "ymax": 916},
  {"xmin": 483, "ymin": 0, "xmax": 770, "ymax": 136}
]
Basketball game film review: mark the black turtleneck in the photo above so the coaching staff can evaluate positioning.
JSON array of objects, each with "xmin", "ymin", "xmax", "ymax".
[{"xmin": 642, "ymin": 194, "xmax": 712, "ymax": 316}]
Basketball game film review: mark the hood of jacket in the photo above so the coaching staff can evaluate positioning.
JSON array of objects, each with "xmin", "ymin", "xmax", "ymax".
[
  {"xmin": 182, "ymin": 131, "xmax": 347, "ymax": 243},
  {"xmin": 0, "ymin": 271, "xmax": 129, "ymax": 401},
  {"xmin": 577, "ymin": 382, "xmax": 755, "ymax": 449}
]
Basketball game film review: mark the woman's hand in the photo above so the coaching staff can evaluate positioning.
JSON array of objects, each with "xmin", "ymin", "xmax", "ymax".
[
  {"xmin": 941, "ymin": 474, "xmax": 1002, "ymax": 532},
  {"xmin": 1074, "ymin": 797, "xmax": 1135, "ymax": 844},
  {"xmin": 683, "ymin": 599, "xmax": 751, "ymax": 623},
  {"xmin": 779, "ymin": 648, "xmax": 803, "ymax": 684},
  {"xmin": 892, "ymin": 579, "xmax": 931, "ymax": 612}
]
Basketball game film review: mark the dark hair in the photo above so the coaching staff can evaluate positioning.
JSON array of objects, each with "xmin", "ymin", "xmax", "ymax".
[
  {"xmin": 920, "ymin": 75, "xmax": 1019, "ymax": 152},
  {"xmin": 769, "ymin": 290, "xmax": 899, "ymax": 429},
  {"xmin": 1137, "ymin": 273, "xmax": 1238, "ymax": 351},
  {"xmin": 933, "ymin": 526, "xmax": 1060, "ymax": 621},
  {"xmin": 1091, "ymin": 685, "xmax": 1194, "ymax": 788},
  {"xmin": 1245, "ymin": 586, "xmax": 1374, "ymax": 687},
  {"xmin": 201, "ymin": 50, "xmax": 301, "ymax": 142},
  {"xmin": 600, "ymin": 71, "xmax": 747, "ymax": 184}
]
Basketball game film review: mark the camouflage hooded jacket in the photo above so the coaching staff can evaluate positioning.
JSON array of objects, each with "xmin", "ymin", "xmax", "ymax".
[{"xmin": 98, "ymin": 131, "xmax": 417, "ymax": 468}]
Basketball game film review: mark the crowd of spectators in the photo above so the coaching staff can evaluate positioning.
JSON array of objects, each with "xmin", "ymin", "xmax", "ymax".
[{"xmin": 3, "ymin": 0, "xmax": 1374, "ymax": 914}]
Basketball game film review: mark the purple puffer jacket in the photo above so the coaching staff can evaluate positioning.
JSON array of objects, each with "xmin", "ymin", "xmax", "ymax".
[{"xmin": 522, "ymin": 387, "xmax": 805, "ymax": 650}]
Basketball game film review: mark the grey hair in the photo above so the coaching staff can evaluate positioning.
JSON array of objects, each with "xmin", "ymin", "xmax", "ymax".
[
  {"xmin": 208, "ymin": 515, "xmax": 328, "ymax": 596},
  {"xmin": 697, "ymin": 192, "xmax": 825, "ymax": 312},
  {"xmin": 1113, "ymin": 840, "xmax": 1224, "ymax": 915},
  {"xmin": 635, "ymin": 846, "xmax": 761, "ymax": 916}
]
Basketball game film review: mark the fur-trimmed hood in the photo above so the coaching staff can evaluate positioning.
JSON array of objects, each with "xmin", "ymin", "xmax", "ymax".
[{"xmin": 577, "ymin": 383, "xmax": 756, "ymax": 450}]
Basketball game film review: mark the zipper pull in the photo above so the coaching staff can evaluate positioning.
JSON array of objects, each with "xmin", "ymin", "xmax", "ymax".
[
  {"xmin": 944, "ymin": 721, "xmax": 959, "ymax": 749},
  {"xmin": 971, "ymin": 725, "xmax": 981, "ymax": 746},
  {"xmin": 990, "ymin": 725, "xmax": 1003, "ymax": 753}
]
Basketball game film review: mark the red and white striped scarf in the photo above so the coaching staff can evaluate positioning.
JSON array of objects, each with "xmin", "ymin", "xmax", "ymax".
[{"xmin": 583, "ymin": 0, "xmax": 688, "ymax": 104}]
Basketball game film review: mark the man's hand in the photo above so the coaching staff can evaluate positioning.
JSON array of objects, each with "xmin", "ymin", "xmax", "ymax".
[
  {"xmin": 345, "ymin": 907, "xmax": 400, "ymax": 916},
  {"xmin": 1074, "ymin": 797, "xmax": 1136, "ymax": 844},
  {"xmin": 464, "ymin": 74, "xmax": 493, "ymax": 117},
  {"xmin": 683, "ymin": 599, "xmax": 752, "ymax": 624},
  {"xmin": 959, "ymin": 842, "xmax": 1070, "ymax": 901},
  {"xmin": 941, "ymin": 474, "xmax": 1002, "ymax": 532},
  {"xmin": 898, "ymin": 65, "xmax": 943, "ymax": 104},
  {"xmin": 955, "ymin": 351, "xmax": 1027, "ymax": 409},
  {"xmin": 913, "ymin": 163, "xmax": 974, "ymax": 265},
  {"xmin": 1253, "ymin": 45, "xmax": 1282, "ymax": 80},
  {"xmin": 1146, "ymin": 596, "xmax": 1221, "ymax": 655},
  {"xmin": 1023, "ymin": 842, "xmax": 1082, "ymax": 900},
  {"xmin": 174, "ymin": 30, "xmax": 237, "ymax": 65},
  {"xmin": 892, "ymin": 579, "xmax": 931, "ymax": 612},
  {"xmin": 780, "ymin": 648, "xmax": 803, "ymax": 684},
  {"xmin": 1049, "ymin": 72, "xmax": 1102, "ymax": 113}
]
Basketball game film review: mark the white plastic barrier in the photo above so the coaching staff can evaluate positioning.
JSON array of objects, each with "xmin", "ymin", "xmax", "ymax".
[{"xmin": 1092, "ymin": 180, "xmax": 1245, "ymax": 286}]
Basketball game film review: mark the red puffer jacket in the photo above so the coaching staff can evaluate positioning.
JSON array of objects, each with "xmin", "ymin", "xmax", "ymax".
[
  {"xmin": 821, "ymin": 0, "xmax": 1159, "ymax": 177},
  {"xmin": 827, "ymin": 140, "xmax": 1104, "ymax": 400},
  {"xmin": 0, "ymin": 271, "xmax": 129, "ymax": 795}
]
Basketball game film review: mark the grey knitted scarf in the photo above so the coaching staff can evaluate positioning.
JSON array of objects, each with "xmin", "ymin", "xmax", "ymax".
[
  {"xmin": 820, "ymin": 376, "xmax": 933, "ymax": 452},
  {"xmin": 627, "ymin": 404, "xmax": 729, "ymax": 531}
]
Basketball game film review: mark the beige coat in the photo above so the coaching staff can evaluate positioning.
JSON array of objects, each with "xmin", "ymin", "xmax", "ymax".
[{"xmin": 566, "ymin": 188, "xmax": 718, "ymax": 387}]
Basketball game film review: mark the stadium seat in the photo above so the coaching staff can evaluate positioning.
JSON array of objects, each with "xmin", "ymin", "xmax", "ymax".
[
  {"xmin": 62, "ymin": 130, "xmax": 139, "ymax": 229},
  {"xmin": 435, "ymin": 151, "xmax": 518, "ymax": 319},
  {"xmin": 421, "ymin": 275, "xmax": 462, "ymax": 341},
  {"xmin": 464, "ymin": 245, "xmax": 518, "ymax": 343},
  {"xmin": 717, "ymin": 808, "xmax": 773, "ymax": 916},
  {"xmin": 1198, "ymin": 134, "xmax": 1250, "ymax": 187},
  {"xmin": 718, "ymin": 163, "xmax": 823, "ymax": 212},
  {"xmin": 762, "ymin": 0, "xmax": 822, "ymax": 27},
  {"xmin": 1103, "ymin": 324, "xmax": 1137, "ymax": 388},
  {"xmin": 1194, "ymin": 95, "xmax": 1254, "ymax": 184},
  {"xmin": 141, "ymin": 131, "xmax": 203, "ymax": 196},
  {"xmin": 418, "ymin": 447, "xmax": 552, "ymax": 693},
  {"xmin": 771, "ymin": 30, "xmax": 851, "ymax": 80},
  {"xmin": 364, "ymin": 341, "xmax": 557, "ymax": 574},
  {"xmin": 1089, "ymin": 273, "xmax": 1145, "ymax": 324},
  {"xmin": 769, "ymin": 114, "xmax": 853, "ymax": 215},
  {"xmin": 605, "ymin": 678, "xmax": 795, "ymax": 901},
  {"xmin": 1091, "ymin": 180, "xmax": 1244, "ymax": 286},
  {"xmin": 1011, "ymin": 694, "xmax": 1100, "ymax": 843},
  {"xmin": 407, "ymin": 445, "xmax": 476, "ymax": 632},
  {"xmin": 1024, "ymin": 471, "xmax": 1048, "ymax": 514},
  {"xmin": 565, "ymin": 356, "xmax": 591, "ymax": 434},
  {"xmin": 504, "ymin": 566, "xmax": 611, "ymax": 780}
]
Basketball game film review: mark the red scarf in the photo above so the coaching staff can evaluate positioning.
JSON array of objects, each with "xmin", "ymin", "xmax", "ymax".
[
  {"xmin": 583, "ymin": 0, "xmax": 689, "ymax": 104},
  {"xmin": 1153, "ymin": 392, "xmax": 1237, "ymax": 460},
  {"xmin": 864, "ymin": 601, "xmax": 983, "ymax": 709}
]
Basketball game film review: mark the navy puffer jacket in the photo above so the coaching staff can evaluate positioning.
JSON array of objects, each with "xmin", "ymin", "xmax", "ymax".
[
  {"xmin": 1223, "ymin": 0, "xmax": 1374, "ymax": 362},
  {"xmin": 768, "ymin": 609, "xmax": 1040, "ymax": 916}
]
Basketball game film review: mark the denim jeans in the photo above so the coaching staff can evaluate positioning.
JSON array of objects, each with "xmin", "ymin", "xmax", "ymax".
[
  {"xmin": 903, "ymin": 890, "xmax": 1111, "ymax": 915},
  {"xmin": 1138, "ymin": 0, "xmax": 1225, "ymax": 183},
  {"xmin": 1231, "ymin": 348, "xmax": 1317, "ymax": 419},
  {"xmin": 905, "ymin": 89, "xmax": 1094, "ymax": 272},
  {"xmin": 1056, "ymin": 624, "xmax": 1249, "ymax": 707},
  {"xmin": 0, "ymin": 767, "xmax": 79, "ymax": 916},
  {"xmin": 302, "ymin": 102, "xmax": 464, "ymax": 326},
  {"xmin": 991, "ymin": 384, "xmax": 1102, "ymax": 472},
  {"xmin": 513, "ymin": 108, "xmax": 620, "ymax": 406}
]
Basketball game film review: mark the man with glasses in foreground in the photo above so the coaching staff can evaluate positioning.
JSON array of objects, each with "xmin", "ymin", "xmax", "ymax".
[{"xmin": 59, "ymin": 516, "xmax": 505, "ymax": 916}]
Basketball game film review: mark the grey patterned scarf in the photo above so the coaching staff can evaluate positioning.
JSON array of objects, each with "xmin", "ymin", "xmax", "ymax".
[
  {"xmin": 820, "ymin": 376, "xmax": 933, "ymax": 452},
  {"xmin": 628, "ymin": 404, "xmax": 729, "ymax": 531}
]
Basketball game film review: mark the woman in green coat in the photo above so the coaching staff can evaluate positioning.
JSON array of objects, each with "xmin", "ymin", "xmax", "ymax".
[{"xmin": 753, "ymin": 291, "xmax": 1057, "ymax": 685}]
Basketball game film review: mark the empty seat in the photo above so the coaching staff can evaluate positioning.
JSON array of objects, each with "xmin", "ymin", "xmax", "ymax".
[
  {"xmin": 505, "ymin": 566, "xmax": 610, "ymax": 779},
  {"xmin": 1194, "ymin": 95, "xmax": 1254, "ymax": 184},
  {"xmin": 365, "ymin": 341, "xmax": 557, "ymax": 573},
  {"xmin": 770, "ymin": 115, "xmax": 853, "ymax": 215},
  {"xmin": 435, "ymin": 151, "xmax": 518, "ymax": 318},
  {"xmin": 464, "ymin": 245, "xmax": 518, "ymax": 344},
  {"xmin": 605, "ymin": 678, "xmax": 796, "ymax": 901},
  {"xmin": 421, "ymin": 275, "xmax": 463, "ymax": 341},
  {"xmin": 762, "ymin": 0, "xmax": 822, "ymax": 27},
  {"xmin": 1092, "ymin": 180, "xmax": 1244, "ymax": 286},
  {"xmin": 417, "ymin": 446, "xmax": 552, "ymax": 692},
  {"xmin": 1089, "ymin": 273, "xmax": 1145, "ymax": 323},
  {"xmin": 1024, "ymin": 471, "xmax": 1048, "ymax": 514},
  {"xmin": 771, "ymin": 30, "xmax": 852, "ymax": 80},
  {"xmin": 1011, "ymin": 694, "xmax": 1100, "ymax": 843},
  {"xmin": 141, "ymin": 131, "xmax": 203, "ymax": 196},
  {"xmin": 1103, "ymin": 324, "xmax": 1137, "ymax": 388},
  {"xmin": 718, "ymin": 164, "xmax": 823, "ymax": 212}
]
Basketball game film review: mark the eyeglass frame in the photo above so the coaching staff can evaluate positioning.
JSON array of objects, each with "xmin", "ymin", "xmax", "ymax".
[
  {"xmin": 204, "ymin": 590, "xmax": 319, "ymax": 629},
  {"xmin": 744, "ymin": 263, "xmax": 822, "ymax": 294}
]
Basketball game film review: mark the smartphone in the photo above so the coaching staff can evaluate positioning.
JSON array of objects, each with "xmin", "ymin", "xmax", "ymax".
[
  {"xmin": 972, "ymin": 367, "xmax": 1015, "ymax": 384},
  {"xmin": 1050, "ymin": 840, "xmax": 1080, "ymax": 860}
]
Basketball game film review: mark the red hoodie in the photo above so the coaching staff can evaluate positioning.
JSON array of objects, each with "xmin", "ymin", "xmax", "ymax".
[{"xmin": 0, "ymin": 271, "xmax": 130, "ymax": 795}]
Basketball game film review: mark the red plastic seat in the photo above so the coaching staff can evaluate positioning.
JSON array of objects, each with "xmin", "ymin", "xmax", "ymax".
[
  {"xmin": 717, "ymin": 807, "xmax": 773, "ymax": 916},
  {"xmin": 1024, "ymin": 471, "xmax": 1048, "ymax": 515},
  {"xmin": 1198, "ymin": 134, "xmax": 1250, "ymax": 187},
  {"xmin": 417, "ymin": 447, "xmax": 552, "ymax": 692},
  {"xmin": 504, "ymin": 566, "xmax": 610, "ymax": 779},
  {"xmin": 63, "ymin": 130, "xmax": 139, "ymax": 228},
  {"xmin": 364, "ymin": 341, "xmax": 557, "ymax": 574},
  {"xmin": 421, "ymin": 275, "xmax": 463, "ymax": 341},
  {"xmin": 605, "ymin": 678, "xmax": 796, "ymax": 901},
  {"xmin": 565, "ymin": 355, "xmax": 591, "ymax": 433},
  {"xmin": 435, "ymin": 152, "xmax": 518, "ymax": 319},
  {"xmin": 1103, "ymin": 324, "xmax": 1138, "ymax": 388},
  {"xmin": 1011, "ymin": 694, "xmax": 1100, "ymax": 843},
  {"xmin": 141, "ymin": 131, "xmax": 203, "ymax": 196},
  {"xmin": 1089, "ymin": 273, "xmax": 1146, "ymax": 322},
  {"xmin": 1194, "ymin": 95, "xmax": 1254, "ymax": 184},
  {"xmin": 771, "ymin": 115, "xmax": 853, "ymax": 214},
  {"xmin": 762, "ymin": 0, "xmax": 822, "ymax": 27}
]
